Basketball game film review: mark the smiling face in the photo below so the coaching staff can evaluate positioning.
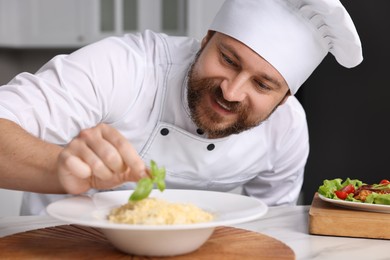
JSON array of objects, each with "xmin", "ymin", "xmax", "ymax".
[{"xmin": 187, "ymin": 32, "xmax": 290, "ymax": 139}]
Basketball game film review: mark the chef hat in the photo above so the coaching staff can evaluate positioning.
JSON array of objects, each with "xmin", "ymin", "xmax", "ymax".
[{"xmin": 209, "ymin": 0, "xmax": 363, "ymax": 94}]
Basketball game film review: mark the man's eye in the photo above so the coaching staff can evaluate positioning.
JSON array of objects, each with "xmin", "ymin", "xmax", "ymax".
[
  {"xmin": 221, "ymin": 53, "xmax": 237, "ymax": 67},
  {"xmin": 255, "ymin": 80, "xmax": 270, "ymax": 91}
]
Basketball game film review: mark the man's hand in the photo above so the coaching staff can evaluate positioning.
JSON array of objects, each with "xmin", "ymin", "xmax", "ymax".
[{"xmin": 57, "ymin": 124, "xmax": 149, "ymax": 194}]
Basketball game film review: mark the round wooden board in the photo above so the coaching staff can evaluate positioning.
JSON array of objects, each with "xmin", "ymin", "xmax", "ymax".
[{"xmin": 0, "ymin": 225, "xmax": 294, "ymax": 259}]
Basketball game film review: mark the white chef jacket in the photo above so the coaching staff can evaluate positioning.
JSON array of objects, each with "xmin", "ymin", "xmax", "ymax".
[{"xmin": 0, "ymin": 30, "xmax": 309, "ymax": 215}]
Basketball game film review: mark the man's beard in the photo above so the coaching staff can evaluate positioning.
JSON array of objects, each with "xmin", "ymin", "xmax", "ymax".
[{"xmin": 187, "ymin": 61, "xmax": 269, "ymax": 139}]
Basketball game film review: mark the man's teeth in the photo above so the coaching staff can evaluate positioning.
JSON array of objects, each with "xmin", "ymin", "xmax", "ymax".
[{"xmin": 217, "ymin": 100, "xmax": 231, "ymax": 111}]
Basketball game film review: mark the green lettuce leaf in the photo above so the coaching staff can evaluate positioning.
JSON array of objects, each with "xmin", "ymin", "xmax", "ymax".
[
  {"xmin": 365, "ymin": 193, "xmax": 390, "ymax": 205},
  {"xmin": 318, "ymin": 178, "xmax": 343, "ymax": 199},
  {"xmin": 318, "ymin": 178, "xmax": 364, "ymax": 200}
]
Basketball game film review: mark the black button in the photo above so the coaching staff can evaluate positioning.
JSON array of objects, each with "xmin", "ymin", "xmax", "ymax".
[
  {"xmin": 160, "ymin": 128, "xmax": 169, "ymax": 136},
  {"xmin": 196, "ymin": 129, "xmax": 204, "ymax": 135},
  {"xmin": 207, "ymin": 144, "xmax": 215, "ymax": 151}
]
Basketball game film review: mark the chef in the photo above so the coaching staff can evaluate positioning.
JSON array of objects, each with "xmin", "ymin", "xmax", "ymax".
[{"xmin": 0, "ymin": 0, "xmax": 362, "ymax": 215}]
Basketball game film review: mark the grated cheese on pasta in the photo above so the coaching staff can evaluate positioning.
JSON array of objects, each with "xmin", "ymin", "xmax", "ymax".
[{"xmin": 108, "ymin": 197, "xmax": 214, "ymax": 225}]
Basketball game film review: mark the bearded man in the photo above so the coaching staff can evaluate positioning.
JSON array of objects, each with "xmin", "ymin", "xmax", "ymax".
[{"xmin": 0, "ymin": 0, "xmax": 362, "ymax": 215}]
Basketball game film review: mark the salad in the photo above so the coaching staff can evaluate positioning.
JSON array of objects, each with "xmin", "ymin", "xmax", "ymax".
[{"xmin": 318, "ymin": 178, "xmax": 390, "ymax": 205}]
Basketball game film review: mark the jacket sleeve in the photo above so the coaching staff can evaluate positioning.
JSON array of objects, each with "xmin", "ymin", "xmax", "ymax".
[{"xmin": 0, "ymin": 34, "xmax": 148, "ymax": 145}]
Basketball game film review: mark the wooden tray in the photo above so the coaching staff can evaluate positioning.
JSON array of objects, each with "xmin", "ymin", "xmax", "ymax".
[
  {"xmin": 0, "ymin": 225, "xmax": 294, "ymax": 259},
  {"xmin": 309, "ymin": 193, "xmax": 390, "ymax": 239}
]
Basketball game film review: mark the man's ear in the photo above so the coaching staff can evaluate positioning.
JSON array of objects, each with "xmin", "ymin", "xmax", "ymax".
[{"xmin": 201, "ymin": 31, "xmax": 216, "ymax": 48}]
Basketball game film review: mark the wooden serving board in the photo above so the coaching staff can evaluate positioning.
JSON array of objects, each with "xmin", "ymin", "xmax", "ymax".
[
  {"xmin": 309, "ymin": 193, "xmax": 390, "ymax": 239},
  {"xmin": 0, "ymin": 225, "xmax": 295, "ymax": 259}
]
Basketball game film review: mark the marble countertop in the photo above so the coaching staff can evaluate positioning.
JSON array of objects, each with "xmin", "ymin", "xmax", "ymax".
[{"xmin": 1, "ymin": 205, "xmax": 389, "ymax": 259}]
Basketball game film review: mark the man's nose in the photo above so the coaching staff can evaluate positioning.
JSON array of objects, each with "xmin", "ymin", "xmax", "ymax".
[{"xmin": 220, "ymin": 73, "xmax": 248, "ymax": 102}]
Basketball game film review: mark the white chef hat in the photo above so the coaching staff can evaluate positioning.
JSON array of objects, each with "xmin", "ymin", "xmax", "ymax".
[{"xmin": 209, "ymin": 0, "xmax": 363, "ymax": 94}]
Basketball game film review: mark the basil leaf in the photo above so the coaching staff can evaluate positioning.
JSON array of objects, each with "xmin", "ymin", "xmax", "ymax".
[
  {"xmin": 129, "ymin": 178, "xmax": 154, "ymax": 201},
  {"xmin": 128, "ymin": 160, "xmax": 166, "ymax": 201}
]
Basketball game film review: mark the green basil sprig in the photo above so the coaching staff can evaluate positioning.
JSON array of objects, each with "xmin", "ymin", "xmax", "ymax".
[{"xmin": 129, "ymin": 160, "xmax": 166, "ymax": 201}]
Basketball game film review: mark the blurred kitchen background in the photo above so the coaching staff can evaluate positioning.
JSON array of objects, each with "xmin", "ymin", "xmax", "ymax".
[{"xmin": 0, "ymin": 0, "xmax": 389, "ymax": 216}]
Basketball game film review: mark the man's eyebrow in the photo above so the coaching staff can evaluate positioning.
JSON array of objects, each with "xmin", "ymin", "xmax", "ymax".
[
  {"xmin": 261, "ymin": 73, "xmax": 283, "ymax": 89},
  {"xmin": 219, "ymin": 42, "xmax": 240, "ymax": 61},
  {"xmin": 219, "ymin": 42, "xmax": 284, "ymax": 89}
]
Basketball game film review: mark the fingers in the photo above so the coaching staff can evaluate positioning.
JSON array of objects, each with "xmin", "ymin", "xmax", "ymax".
[
  {"xmin": 57, "ymin": 124, "xmax": 149, "ymax": 193},
  {"xmin": 57, "ymin": 151, "xmax": 91, "ymax": 194},
  {"xmin": 102, "ymin": 132, "xmax": 149, "ymax": 180},
  {"xmin": 78, "ymin": 125, "xmax": 126, "ymax": 179},
  {"xmin": 60, "ymin": 153, "xmax": 91, "ymax": 179}
]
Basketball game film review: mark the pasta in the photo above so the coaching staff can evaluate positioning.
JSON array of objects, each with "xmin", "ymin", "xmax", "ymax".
[{"xmin": 108, "ymin": 197, "xmax": 214, "ymax": 225}]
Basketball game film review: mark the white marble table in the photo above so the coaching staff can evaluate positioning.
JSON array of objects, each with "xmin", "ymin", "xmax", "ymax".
[{"xmin": 1, "ymin": 206, "xmax": 389, "ymax": 260}]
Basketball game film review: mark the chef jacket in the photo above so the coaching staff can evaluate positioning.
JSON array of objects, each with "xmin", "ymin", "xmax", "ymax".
[{"xmin": 0, "ymin": 30, "xmax": 309, "ymax": 215}]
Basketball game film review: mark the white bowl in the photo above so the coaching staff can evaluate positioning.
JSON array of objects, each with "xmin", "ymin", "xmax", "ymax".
[
  {"xmin": 47, "ymin": 189, "xmax": 268, "ymax": 256},
  {"xmin": 101, "ymin": 226, "xmax": 213, "ymax": 256}
]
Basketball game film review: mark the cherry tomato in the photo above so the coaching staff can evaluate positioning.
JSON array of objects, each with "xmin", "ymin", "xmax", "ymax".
[
  {"xmin": 340, "ymin": 184, "xmax": 355, "ymax": 194},
  {"xmin": 334, "ymin": 184, "xmax": 355, "ymax": 200},
  {"xmin": 335, "ymin": 190, "xmax": 348, "ymax": 200},
  {"xmin": 380, "ymin": 179, "xmax": 390, "ymax": 184}
]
